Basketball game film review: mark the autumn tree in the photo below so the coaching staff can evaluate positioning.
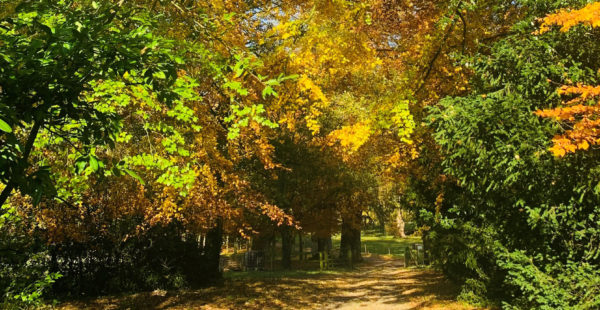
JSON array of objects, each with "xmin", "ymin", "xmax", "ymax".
[{"xmin": 1, "ymin": 0, "xmax": 297, "ymax": 297}]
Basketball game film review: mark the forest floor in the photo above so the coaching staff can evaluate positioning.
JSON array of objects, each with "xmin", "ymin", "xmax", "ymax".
[{"xmin": 59, "ymin": 254, "xmax": 478, "ymax": 310}]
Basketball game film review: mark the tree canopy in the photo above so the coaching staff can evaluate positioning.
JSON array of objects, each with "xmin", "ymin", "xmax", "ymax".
[{"xmin": 2, "ymin": 0, "xmax": 600, "ymax": 309}]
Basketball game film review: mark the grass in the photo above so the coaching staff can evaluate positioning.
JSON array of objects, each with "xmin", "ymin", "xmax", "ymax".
[{"xmin": 332, "ymin": 232, "xmax": 422, "ymax": 258}]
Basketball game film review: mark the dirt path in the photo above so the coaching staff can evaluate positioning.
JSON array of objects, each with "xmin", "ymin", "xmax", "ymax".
[{"xmin": 60, "ymin": 256, "xmax": 476, "ymax": 310}]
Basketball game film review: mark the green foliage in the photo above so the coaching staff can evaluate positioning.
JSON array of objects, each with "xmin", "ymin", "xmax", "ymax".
[
  {"xmin": 458, "ymin": 278, "xmax": 489, "ymax": 307},
  {"xmin": 0, "ymin": 0, "xmax": 197, "ymax": 304},
  {"xmin": 497, "ymin": 248, "xmax": 600, "ymax": 309},
  {"xmin": 0, "ymin": 118, "xmax": 11, "ymax": 133},
  {"xmin": 0, "ymin": 0, "xmax": 183, "ymax": 205},
  {"xmin": 4, "ymin": 0, "xmax": 600, "ymax": 307},
  {"xmin": 420, "ymin": 1, "xmax": 600, "ymax": 308},
  {"xmin": 0, "ymin": 205, "xmax": 60, "ymax": 308},
  {"xmin": 225, "ymin": 103, "xmax": 279, "ymax": 140},
  {"xmin": 10, "ymin": 272, "xmax": 61, "ymax": 307}
]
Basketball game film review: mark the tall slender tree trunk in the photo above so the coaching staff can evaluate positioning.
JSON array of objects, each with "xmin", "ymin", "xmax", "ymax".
[
  {"xmin": 312, "ymin": 235, "xmax": 331, "ymax": 259},
  {"xmin": 298, "ymin": 231, "xmax": 304, "ymax": 261},
  {"xmin": 397, "ymin": 210, "xmax": 406, "ymax": 238},
  {"xmin": 311, "ymin": 234, "xmax": 318, "ymax": 259},
  {"xmin": 250, "ymin": 233, "xmax": 271, "ymax": 251},
  {"xmin": 340, "ymin": 212, "xmax": 362, "ymax": 264},
  {"xmin": 204, "ymin": 218, "xmax": 223, "ymax": 279},
  {"xmin": 317, "ymin": 236, "xmax": 331, "ymax": 253},
  {"xmin": 281, "ymin": 226, "xmax": 293, "ymax": 269},
  {"xmin": 376, "ymin": 210, "xmax": 386, "ymax": 235}
]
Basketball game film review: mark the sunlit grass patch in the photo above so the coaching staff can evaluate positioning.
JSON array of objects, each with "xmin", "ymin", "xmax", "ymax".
[{"xmin": 332, "ymin": 233, "xmax": 422, "ymax": 258}]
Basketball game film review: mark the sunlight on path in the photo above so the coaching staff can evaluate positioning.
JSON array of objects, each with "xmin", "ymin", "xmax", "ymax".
[
  {"xmin": 321, "ymin": 258, "xmax": 474, "ymax": 310},
  {"xmin": 60, "ymin": 256, "xmax": 477, "ymax": 310}
]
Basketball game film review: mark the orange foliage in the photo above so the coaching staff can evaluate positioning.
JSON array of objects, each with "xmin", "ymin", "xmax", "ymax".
[
  {"xmin": 539, "ymin": 2, "xmax": 600, "ymax": 34},
  {"xmin": 535, "ymin": 85, "xmax": 600, "ymax": 156},
  {"xmin": 536, "ymin": 2, "xmax": 600, "ymax": 156}
]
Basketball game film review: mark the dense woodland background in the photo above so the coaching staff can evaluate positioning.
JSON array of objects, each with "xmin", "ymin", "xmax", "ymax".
[{"xmin": 1, "ymin": 0, "xmax": 600, "ymax": 308}]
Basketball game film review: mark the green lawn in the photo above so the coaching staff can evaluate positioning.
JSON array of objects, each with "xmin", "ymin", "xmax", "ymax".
[{"xmin": 332, "ymin": 232, "xmax": 422, "ymax": 258}]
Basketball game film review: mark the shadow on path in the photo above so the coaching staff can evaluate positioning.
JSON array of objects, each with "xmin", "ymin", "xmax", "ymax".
[{"xmin": 59, "ymin": 255, "xmax": 478, "ymax": 310}]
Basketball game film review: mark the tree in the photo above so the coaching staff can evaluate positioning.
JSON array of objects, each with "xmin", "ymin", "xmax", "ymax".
[
  {"xmin": 0, "ymin": 0, "xmax": 181, "ymax": 208},
  {"xmin": 425, "ymin": 0, "xmax": 600, "ymax": 307},
  {"xmin": 1, "ymin": 0, "xmax": 298, "ymax": 297}
]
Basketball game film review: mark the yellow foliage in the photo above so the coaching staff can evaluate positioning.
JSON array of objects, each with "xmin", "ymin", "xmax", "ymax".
[
  {"xmin": 392, "ymin": 101, "xmax": 416, "ymax": 144},
  {"xmin": 297, "ymin": 75, "xmax": 329, "ymax": 135},
  {"xmin": 328, "ymin": 121, "xmax": 372, "ymax": 154},
  {"xmin": 298, "ymin": 75, "xmax": 328, "ymax": 104}
]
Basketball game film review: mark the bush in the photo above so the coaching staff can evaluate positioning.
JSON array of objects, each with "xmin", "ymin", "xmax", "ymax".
[
  {"xmin": 1, "ymin": 205, "xmax": 59, "ymax": 308},
  {"xmin": 49, "ymin": 222, "xmax": 222, "ymax": 296}
]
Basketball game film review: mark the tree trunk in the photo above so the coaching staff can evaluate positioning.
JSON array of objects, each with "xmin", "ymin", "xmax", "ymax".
[
  {"xmin": 204, "ymin": 219, "xmax": 223, "ymax": 279},
  {"xmin": 340, "ymin": 212, "xmax": 362, "ymax": 265},
  {"xmin": 281, "ymin": 226, "xmax": 293, "ymax": 269},
  {"xmin": 312, "ymin": 235, "xmax": 331, "ymax": 259},
  {"xmin": 298, "ymin": 231, "xmax": 304, "ymax": 261},
  {"xmin": 0, "ymin": 119, "xmax": 43, "ymax": 208},
  {"xmin": 317, "ymin": 237, "xmax": 330, "ymax": 253},
  {"xmin": 397, "ymin": 210, "xmax": 406, "ymax": 238},
  {"xmin": 376, "ymin": 209, "xmax": 386, "ymax": 235},
  {"xmin": 250, "ymin": 233, "xmax": 272, "ymax": 251},
  {"xmin": 270, "ymin": 235, "xmax": 275, "ymax": 271},
  {"xmin": 311, "ymin": 234, "xmax": 317, "ymax": 259}
]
